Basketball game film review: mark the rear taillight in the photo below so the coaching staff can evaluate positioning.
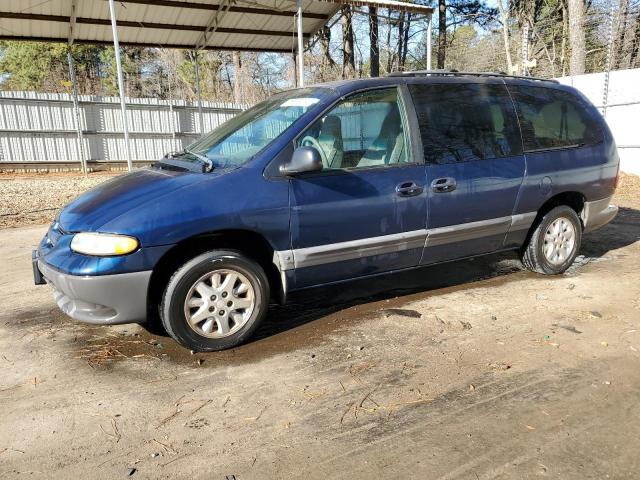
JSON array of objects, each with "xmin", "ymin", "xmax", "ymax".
[{"xmin": 613, "ymin": 161, "xmax": 620, "ymax": 190}]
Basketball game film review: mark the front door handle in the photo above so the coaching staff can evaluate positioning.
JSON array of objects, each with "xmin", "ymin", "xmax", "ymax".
[
  {"xmin": 431, "ymin": 177, "xmax": 457, "ymax": 193},
  {"xmin": 396, "ymin": 181, "xmax": 424, "ymax": 197}
]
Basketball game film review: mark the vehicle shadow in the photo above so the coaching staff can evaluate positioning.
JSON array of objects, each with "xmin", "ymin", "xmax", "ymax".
[
  {"xmin": 251, "ymin": 206, "xmax": 640, "ymax": 344},
  {"xmin": 580, "ymin": 206, "xmax": 640, "ymax": 257}
]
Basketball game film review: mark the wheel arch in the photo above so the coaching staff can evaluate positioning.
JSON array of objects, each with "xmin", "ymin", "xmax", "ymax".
[
  {"xmin": 146, "ymin": 229, "xmax": 285, "ymax": 329},
  {"xmin": 522, "ymin": 190, "xmax": 586, "ymax": 252}
]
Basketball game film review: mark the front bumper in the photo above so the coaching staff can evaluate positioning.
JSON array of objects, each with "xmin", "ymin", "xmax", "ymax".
[
  {"xmin": 37, "ymin": 258, "xmax": 151, "ymax": 325},
  {"xmin": 582, "ymin": 196, "xmax": 619, "ymax": 233}
]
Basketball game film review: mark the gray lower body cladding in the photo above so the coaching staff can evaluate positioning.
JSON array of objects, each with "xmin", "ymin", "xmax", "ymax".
[
  {"xmin": 582, "ymin": 195, "xmax": 619, "ymax": 233},
  {"xmin": 38, "ymin": 260, "xmax": 151, "ymax": 325}
]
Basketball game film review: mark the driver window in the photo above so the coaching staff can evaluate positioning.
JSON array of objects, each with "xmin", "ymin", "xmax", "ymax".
[{"xmin": 297, "ymin": 88, "xmax": 410, "ymax": 170}]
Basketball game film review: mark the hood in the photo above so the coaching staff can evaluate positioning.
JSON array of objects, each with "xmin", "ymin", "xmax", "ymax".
[{"xmin": 58, "ymin": 167, "xmax": 218, "ymax": 232}]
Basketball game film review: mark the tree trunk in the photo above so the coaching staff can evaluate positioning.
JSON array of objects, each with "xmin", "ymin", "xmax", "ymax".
[
  {"xmin": 341, "ymin": 6, "xmax": 356, "ymax": 78},
  {"xmin": 402, "ymin": 13, "xmax": 411, "ymax": 67},
  {"xmin": 568, "ymin": 0, "xmax": 585, "ymax": 75},
  {"xmin": 319, "ymin": 26, "xmax": 336, "ymax": 69},
  {"xmin": 369, "ymin": 7, "xmax": 380, "ymax": 77},
  {"xmin": 630, "ymin": 14, "xmax": 640, "ymax": 68},
  {"xmin": 496, "ymin": 0, "xmax": 514, "ymax": 74},
  {"xmin": 437, "ymin": 0, "xmax": 446, "ymax": 69},
  {"xmin": 397, "ymin": 12, "xmax": 405, "ymax": 71},
  {"xmin": 232, "ymin": 51, "xmax": 242, "ymax": 104},
  {"xmin": 615, "ymin": 0, "xmax": 630, "ymax": 68},
  {"xmin": 386, "ymin": 9, "xmax": 393, "ymax": 73},
  {"xmin": 561, "ymin": 0, "xmax": 568, "ymax": 76}
]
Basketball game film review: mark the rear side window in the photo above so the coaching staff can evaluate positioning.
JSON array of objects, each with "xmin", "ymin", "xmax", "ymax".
[
  {"xmin": 508, "ymin": 85, "xmax": 603, "ymax": 152},
  {"xmin": 408, "ymin": 83, "xmax": 522, "ymax": 164}
]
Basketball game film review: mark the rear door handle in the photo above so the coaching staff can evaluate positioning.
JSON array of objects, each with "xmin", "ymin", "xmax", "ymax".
[
  {"xmin": 396, "ymin": 181, "xmax": 424, "ymax": 197},
  {"xmin": 431, "ymin": 177, "xmax": 457, "ymax": 193}
]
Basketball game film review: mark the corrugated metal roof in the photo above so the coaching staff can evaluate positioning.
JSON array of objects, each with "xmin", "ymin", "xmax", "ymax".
[{"xmin": 0, "ymin": 0, "xmax": 433, "ymax": 52}]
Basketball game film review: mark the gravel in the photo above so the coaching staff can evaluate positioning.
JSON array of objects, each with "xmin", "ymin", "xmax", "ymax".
[{"xmin": 0, "ymin": 172, "xmax": 116, "ymax": 228}]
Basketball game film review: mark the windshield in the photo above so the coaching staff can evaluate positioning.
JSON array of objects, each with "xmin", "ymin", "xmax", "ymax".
[{"xmin": 179, "ymin": 88, "xmax": 332, "ymax": 169}]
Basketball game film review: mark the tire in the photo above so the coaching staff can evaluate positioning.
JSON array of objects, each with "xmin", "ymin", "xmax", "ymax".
[
  {"xmin": 160, "ymin": 250, "xmax": 270, "ymax": 352},
  {"xmin": 521, "ymin": 205, "xmax": 582, "ymax": 275}
]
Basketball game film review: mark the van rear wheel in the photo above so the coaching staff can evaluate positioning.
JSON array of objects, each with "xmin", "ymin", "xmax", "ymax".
[
  {"xmin": 521, "ymin": 206, "xmax": 582, "ymax": 275},
  {"xmin": 160, "ymin": 250, "xmax": 269, "ymax": 352}
]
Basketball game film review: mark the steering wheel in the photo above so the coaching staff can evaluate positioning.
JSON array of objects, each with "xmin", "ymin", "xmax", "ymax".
[{"xmin": 300, "ymin": 136, "xmax": 328, "ymax": 168}]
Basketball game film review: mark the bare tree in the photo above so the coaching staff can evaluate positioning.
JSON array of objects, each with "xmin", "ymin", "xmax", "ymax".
[
  {"xmin": 398, "ymin": 11, "xmax": 406, "ymax": 70},
  {"xmin": 232, "ymin": 51, "xmax": 242, "ymax": 104},
  {"xmin": 614, "ymin": 0, "xmax": 630, "ymax": 69},
  {"xmin": 631, "ymin": 14, "xmax": 640, "ymax": 67},
  {"xmin": 386, "ymin": 9, "xmax": 394, "ymax": 72},
  {"xmin": 319, "ymin": 26, "xmax": 336, "ymax": 69},
  {"xmin": 438, "ymin": 0, "xmax": 447, "ymax": 68},
  {"xmin": 568, "ymin": 0, "xmax": 586, "ymax": 75},
  {"xmin": 402, "ymin": 12, "xmax": 411, "ymax": 67},
  {"xmin": 496, "ymin": 0, "xmax": 514, "ymax": 73},
  {"xmin": 369, "ymin": 6, "xmax": 380, "ymax": 77},
  {"xmin": 342, "ymin": 6, "xmax": 356, "ymax": 78}
]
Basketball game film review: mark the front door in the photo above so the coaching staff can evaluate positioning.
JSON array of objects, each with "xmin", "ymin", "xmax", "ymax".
[
  {"xmin": 288, "ymin": 87, "xmax": 428, "ymax": 289},
  {"xmin": 406, "ymin": 81, "xmax": 527, "ymax": 264}
]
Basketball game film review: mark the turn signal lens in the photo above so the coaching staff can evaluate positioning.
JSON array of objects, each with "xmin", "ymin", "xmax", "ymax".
[{"xmin": 70, "ymin": 232, "xmax": 139, "ymax": 256}]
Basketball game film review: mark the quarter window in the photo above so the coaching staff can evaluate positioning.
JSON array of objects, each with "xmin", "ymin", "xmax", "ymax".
[
  {"xmin": 296, "ymin": 88, "xmax": 410, "ymax": 170},
  {"xmin": 508, "ymin": 85, "xmax": 603, "ymax": 152},
  {"xmin": 408, "ymin": 83, "xmax": 522, "ymax": 164}
]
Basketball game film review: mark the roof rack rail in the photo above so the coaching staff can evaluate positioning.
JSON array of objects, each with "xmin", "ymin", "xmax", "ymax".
[{"xmin": 387, "ymin": 70, "xmax": 559, "ymax": 84}]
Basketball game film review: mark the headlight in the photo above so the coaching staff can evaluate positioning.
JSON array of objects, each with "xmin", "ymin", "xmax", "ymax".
[{"xmin": 70, "ymin": 232, "xmax": 139, "ymax": 256}]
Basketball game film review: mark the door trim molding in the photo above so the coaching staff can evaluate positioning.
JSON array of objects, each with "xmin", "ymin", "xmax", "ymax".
[
  {"xmin": 425, "ymin": 216, "xmax": 512, "ymax": 247},
  {"xmin": 275, "ymin": 212, "xmax": 537, "ymax": 271}
]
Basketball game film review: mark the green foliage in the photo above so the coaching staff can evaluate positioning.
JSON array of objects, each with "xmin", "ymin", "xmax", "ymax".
[
  {"xmin": 0, "ymin": 41, "xmax": 66, "ymax": 90},
  {"xmin": 0, "ymin": 41, "xmax": 104, "ymax": 92}
]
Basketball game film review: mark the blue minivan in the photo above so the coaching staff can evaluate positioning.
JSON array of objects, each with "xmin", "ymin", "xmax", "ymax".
[{"xmin": 33, "ymin": 71, "xmax": 619, "ymax": 351}]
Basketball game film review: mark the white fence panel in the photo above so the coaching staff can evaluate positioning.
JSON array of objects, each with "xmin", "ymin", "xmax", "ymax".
[
  {"xmin": 557, "ymin": 68, "xmax": 640, "ymax": 175},
  {"xmin": 0, "ymin": 91, "xmax": 244, "ymax": 164},
  {"xmin": 1, "ymin": 78, "xmax": 638, "ymax": 176}
]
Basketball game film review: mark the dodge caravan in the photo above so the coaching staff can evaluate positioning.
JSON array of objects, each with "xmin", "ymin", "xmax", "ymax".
[{"xmin": 33, "ymin": 71, "xmax": 619, "ymax": 351}]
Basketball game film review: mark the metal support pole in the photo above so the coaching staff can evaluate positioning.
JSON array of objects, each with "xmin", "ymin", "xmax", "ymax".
[
  {"xmin": 194, "ymin": 50, "xmax": 205, "ymax": 135},
  {"xmin": 167, "ymin": 70, "xmax": 177, "ymax": 151},
  {"xmin": 296, "ymin": 0, "xmax": 304, "ymax": 87},
  {"xmin": 108, "ymin": 0, "xmax": 133, "ymax": 171},
  {"xmin": 67, "ymin": 49, "xmax": 87, "ymax": 174},
  {"xmin": 602, "ymin": 0, "xmax": 618, "ymax": 117},
  {"xmin": 426, "ymin": 13, "xmax": 432, "ymax": 69},
  {"xmin": 521, "ymin": 22, "xmax": 529, "ymax": 76}
]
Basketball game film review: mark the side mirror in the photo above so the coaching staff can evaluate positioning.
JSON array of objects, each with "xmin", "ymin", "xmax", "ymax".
[{"xmin": 280, "ymin": 146, "xmax": 323, "ymax": 176}]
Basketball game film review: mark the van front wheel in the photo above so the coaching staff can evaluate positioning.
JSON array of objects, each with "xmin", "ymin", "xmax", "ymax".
[
  {"xmin": 521, "ymin": 206, "xmax": 582, "ymax": 275},
  {"xmin": 160, "ymin": 250, "xmax": 269, "ymax": 352}
]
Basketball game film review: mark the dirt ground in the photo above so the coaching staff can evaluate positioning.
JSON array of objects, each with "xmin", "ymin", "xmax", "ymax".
[
  {"xmin": 0, "ymin": 172, "xmax": 116, "ymax": 228},
  {"xmin": 1, "ymin": 174, "xmax": 639, "ymax": 479}
]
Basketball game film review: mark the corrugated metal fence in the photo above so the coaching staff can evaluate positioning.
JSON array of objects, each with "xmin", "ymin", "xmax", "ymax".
[
  {"xmin": 0, "ymin": 91, "xmax": 244, "ymax": 164},
  {"xmin": 1, "ymin": 71, "xmax": 639, "ymax": 175},
  {"xmin": 557, "ymin": 68, "xmax": 640, "ymax": 176}
]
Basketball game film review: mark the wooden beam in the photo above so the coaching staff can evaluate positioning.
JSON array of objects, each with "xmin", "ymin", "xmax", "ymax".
[
  {"xmin": 195, "ymin": 0, "xmax": 232, "ymax": 50},
  {"xmin": 0, "ymin": 12, "xmax": 310, "ymax": 38},
  {"xmin": 100, "ymin": 0, "xmax": 329, "ymax": 20},
  {"xmin": 0, "ymin": 35, "xmax": 292, "ymax": 53}
]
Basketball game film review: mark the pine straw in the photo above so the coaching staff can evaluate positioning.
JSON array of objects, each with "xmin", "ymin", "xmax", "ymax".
[
  {"xmin": 0, "ymin": 172, "xmax": 116, "ymax": 228},
  {"xmin": 615, "ymin": 172, "xmax": 640, "ymax": 204},
  {"xmin": 73, "ymin": 332, "xmax": 162, "ymax": 368}
]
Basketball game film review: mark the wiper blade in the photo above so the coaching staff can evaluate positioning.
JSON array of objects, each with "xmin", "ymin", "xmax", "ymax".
[{"xmin": 184, "ymin": 148, "xmax": 214, "ymax": 172}]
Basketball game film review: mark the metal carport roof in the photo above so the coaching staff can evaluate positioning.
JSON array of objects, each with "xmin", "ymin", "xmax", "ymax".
[
  {"xmin": 0, "ymin": 0, "xmax": 434, "ymax": 171},
  {"xmin": 0, "ymin": 0, "xmax": 433, "ymax": 53}
]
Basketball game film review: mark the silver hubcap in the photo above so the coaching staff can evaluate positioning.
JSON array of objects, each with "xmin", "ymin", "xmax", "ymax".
[
  {"xmin": 543, "ymin": 217, "xmax": 576, "ymax": 265},
  {"xmin": 184, "ymin": 269, "xmax": 255, "ymax": 338}
]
